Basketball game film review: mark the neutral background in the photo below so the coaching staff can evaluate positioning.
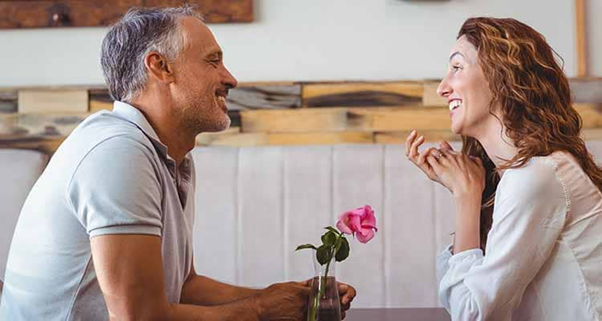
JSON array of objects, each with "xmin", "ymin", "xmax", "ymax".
[{"xmin": 0, "ymin": 0, "xmax": 599, "ymax": 87}]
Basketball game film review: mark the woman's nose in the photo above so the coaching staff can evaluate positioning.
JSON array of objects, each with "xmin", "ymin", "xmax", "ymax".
[{"xmin": 437, "ymin": 77, "xmax": 452, "ymax": 98}]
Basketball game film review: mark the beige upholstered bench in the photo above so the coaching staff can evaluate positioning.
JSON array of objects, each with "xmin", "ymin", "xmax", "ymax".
[{"xmin": 2, "ymin": 142, "xmax": 602, "ymax": 308}]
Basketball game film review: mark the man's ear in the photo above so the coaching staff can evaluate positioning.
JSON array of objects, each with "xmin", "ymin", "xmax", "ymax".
[{"xmin": 144, "ymin": 52, "xmax": 175, "ymax": 83}]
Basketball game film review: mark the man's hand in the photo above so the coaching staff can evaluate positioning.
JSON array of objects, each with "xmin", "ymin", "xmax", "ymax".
[
  {"xmin": 253, "ymin": 282, "xmax": 310, "ymax": 320},
  {"xmin": 338, "ymin": 282, "xmax": 356, "ymax": 319},
  {"xmin": 300, "ymin": 280, "xmax": 357, "ymax": 319}
]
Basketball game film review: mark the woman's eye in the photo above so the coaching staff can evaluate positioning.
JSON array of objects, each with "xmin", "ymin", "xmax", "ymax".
[{"xmin": 452, "ymin": 65, "xmax": 462, "ymax": 72}]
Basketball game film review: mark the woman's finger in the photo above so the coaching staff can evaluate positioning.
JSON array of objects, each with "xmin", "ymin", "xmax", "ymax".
[
  {"xmin": 426, "ymin": 154, "xmax": 444, "ymax": 175},
  {"xmin": 439, "ymin": 149, "xmax": 455, "ymax": 162},
  {"xmin": 441, "ymin": 149, "xmax": 460, "ymax": 166},
  {"xmin": 417, "ymin": 147, "xmax": 437, "ymax": 166},
  {"xmin": 408, "ymin": 135, "xmax": 425, "ymax": 160},
  {"xmin": 439, "ymin": 140, "xmax": 454, "ymax": 152},
  {"xmin": 405, "ymin": 130, "xmax": 417, "ymax": 157}
]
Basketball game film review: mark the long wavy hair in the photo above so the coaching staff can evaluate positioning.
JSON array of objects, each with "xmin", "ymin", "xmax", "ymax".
[{"xmin": 457, "ymin": 17, "xmax": 602, "ymax": 251}]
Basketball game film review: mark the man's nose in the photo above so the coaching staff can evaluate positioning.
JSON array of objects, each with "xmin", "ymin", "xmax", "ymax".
[{"xmin": 222, "ymin": 65, "xmax": 238, "ymax": 90}]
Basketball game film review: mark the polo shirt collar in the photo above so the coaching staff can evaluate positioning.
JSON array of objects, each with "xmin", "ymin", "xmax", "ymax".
[
  {"xmin": 112, "ymin": 101, "xmax": 171, "ymax": 160},
  {"xmin": 111, "ymin": 101, "xmax": 193, "ymax": 176}
]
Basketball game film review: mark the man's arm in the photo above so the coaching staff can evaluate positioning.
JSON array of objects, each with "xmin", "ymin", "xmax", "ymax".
[
  {"xmin": 181, "ymin": 265, "xmax": 261, "ymax": 306},
  {"xmin": 182, "ymin": 263, "xmax": 358, "ymax": 319},
  {"xmin": 91, "ymin": 234, "xmax": 309, "ymax": 321}
]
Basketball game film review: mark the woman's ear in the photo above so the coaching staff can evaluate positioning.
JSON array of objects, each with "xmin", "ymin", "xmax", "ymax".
[{"xmin": 144, "ymin": 52, "xmax": 175, "ymax": 83}]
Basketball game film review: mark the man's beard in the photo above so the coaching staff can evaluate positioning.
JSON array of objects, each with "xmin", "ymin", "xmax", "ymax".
[{"xmin": 178, "ymin": 100, "xmax": 231, "ymax": 135}]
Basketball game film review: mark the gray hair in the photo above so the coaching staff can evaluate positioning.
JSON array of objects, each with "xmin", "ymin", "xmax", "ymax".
[{"xmin": 101, "ymin": 6, "xmax": 203, "ymax": 102}]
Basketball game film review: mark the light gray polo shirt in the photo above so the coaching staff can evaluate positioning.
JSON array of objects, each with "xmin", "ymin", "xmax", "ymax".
[{"xmin": 0, "ymin": 101, "xmax": 196, "ymax": 320}]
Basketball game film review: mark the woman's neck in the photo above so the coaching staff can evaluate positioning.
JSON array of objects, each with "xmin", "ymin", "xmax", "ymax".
[{"xmin": 474, "ymin": 115, "xmax": 518, "ymax": 168}]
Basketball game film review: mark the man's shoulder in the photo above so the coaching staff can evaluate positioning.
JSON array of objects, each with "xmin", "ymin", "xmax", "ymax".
[
  {"xmin": 64, "ymin": 111, "xmax": 157, "ymax": 159},
  {"xmin": 46, "ymin": 110, "xmax": 160, "ymax": 184},
  {"xmin": 78, "ymin": 110, "xmax": 153, "ymax": 144}
]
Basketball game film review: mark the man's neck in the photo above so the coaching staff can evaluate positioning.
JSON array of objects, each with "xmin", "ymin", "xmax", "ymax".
[{"xmin": 129, "ymin": 93, "xmax": 195, "ymax": 166}]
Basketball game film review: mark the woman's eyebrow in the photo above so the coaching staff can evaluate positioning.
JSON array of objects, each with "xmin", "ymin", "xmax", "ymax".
[{"xmin": 449, "ymin": 51, "xmax": 465, "ymax": 62}]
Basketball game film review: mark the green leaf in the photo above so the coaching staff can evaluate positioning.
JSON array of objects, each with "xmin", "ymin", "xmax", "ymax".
[
  {"xmin": 295, "ymin": 244, "xmax": 317, "ymax": 251},
  {"xmin": 335, "ymin": 237, "xmax": 350, "ymax": 262},
  {"xmin": 316, "ymin": 245, "xmax": 331, "ymax": 265},
  {"xmin": 324, "ymin": 226, "xmax": 341, "ymax": 236},
  {"xmin": 321, "ymin": 231, "xmax": 337, "ymax": 246},
  {"xmin": 334, "ymin": 235, "xmax": 343, "ymax": 252}
]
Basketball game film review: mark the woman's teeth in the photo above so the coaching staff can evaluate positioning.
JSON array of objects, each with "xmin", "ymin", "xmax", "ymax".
[{"xmin": 449, "ymin": 100, "xmax": 461, "ymax": 111}]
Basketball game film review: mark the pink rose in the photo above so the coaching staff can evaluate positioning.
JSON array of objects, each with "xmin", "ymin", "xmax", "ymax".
[{"xmin": 336, "ymin": 205, "xmax": 378, "ymax": 243}]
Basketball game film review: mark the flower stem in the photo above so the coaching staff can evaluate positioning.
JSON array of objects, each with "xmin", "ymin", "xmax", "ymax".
[{"xmin": 309, "ymin": 237, "xmax": 338, "ymax": 321}]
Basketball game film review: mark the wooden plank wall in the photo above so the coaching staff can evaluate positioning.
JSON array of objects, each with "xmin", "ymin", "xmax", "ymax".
[
  {"xmin": 1, "ymin": 79, "xmax": 601, "ymax": 154},
  {"xmin": 0, "ymin": 0, "xmax": 254, "ymax": 29}
]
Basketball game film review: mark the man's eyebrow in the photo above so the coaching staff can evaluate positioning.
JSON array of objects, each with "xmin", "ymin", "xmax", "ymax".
[
  {"xmin": 449, "ymin": 51, "xmax": 465, "ymax": 62},
  {"xmin": 206, "ymin": 50, "xmax": 223, "ymax": 59}
]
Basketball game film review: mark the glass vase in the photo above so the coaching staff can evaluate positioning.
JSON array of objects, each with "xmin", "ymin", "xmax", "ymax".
[{"xmin": 307, "ymin": 256, "xmax": 341, "ymax": 321}]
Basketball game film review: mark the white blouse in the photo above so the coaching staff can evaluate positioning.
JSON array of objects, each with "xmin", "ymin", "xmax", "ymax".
[{"xmin": 437, "ymin": 151, "xmax": 602, "ymax": 321}]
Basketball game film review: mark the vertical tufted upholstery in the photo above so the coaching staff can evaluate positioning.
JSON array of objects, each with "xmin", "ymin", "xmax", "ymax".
[
  {"xmin": 191, "ymin": 143, "xmax": 461, "ymax": 308},
  {"xmin": 0, "ymin": 149, "xmax": 48, "ymax": 281},
  {"xmin": 3, "ymin": 141, "xmax": 602, "ymax": 307}
]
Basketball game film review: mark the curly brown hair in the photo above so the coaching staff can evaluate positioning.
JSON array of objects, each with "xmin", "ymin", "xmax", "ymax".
[{"xmin": 457, "ymin": 17, "xmax": 602, "ymax": 251}]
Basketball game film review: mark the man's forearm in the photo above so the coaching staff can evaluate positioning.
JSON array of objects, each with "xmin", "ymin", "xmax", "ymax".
[
  {"xmin": 181, "ymin": 275, "xmax": 262, "ymax": 306},
  {"xmin": 167, "ymin": 299, "xmax": 262, "ymax": 321}
]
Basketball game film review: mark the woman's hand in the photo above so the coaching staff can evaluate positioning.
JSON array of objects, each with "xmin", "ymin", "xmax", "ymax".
[
  {"xmin": 426, "ymin": 151, "xmax": 486, "ymax": 253},
  {"xmin": 405, "ymin": 130, "xmax": 455, "ymax": 189},
  {"xmin": 425, "ymin": 149, "xmax": 486, "ymax": 198}
]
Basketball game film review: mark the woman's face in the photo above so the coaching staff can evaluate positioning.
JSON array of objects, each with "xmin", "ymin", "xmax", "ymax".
[{"xmin": 437, "ymin": 36, "xmax": 496, "ymax": 137}]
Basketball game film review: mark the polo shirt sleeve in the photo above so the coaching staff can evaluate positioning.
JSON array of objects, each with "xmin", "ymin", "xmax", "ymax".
[{"xmin": 67, "ymin": 135, "xmax": 164, "ymax": 238}]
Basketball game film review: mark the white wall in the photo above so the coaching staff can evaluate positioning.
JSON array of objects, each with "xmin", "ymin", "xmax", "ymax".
[{"xmin": 0, "ymin": 0, "xmax": 595, "ymax": 87}]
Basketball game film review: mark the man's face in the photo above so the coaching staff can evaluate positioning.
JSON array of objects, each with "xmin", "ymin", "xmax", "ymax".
[{"xmin": 170, "ymin": 17, "xmax": 238, "ymax": 134}]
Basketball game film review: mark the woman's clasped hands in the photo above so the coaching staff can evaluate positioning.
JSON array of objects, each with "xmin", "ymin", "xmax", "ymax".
[{"xmin": 405, "ymin": 130, "xmax": 486, "ymax": 198}]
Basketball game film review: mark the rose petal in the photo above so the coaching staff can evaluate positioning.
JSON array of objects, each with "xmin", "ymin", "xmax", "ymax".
[
  {"xmin": 338, "ymin": 205, "xmax": 378, "ymax": 238},
  {"xmin": 356, "ymin": 228, "xmax": 375, "ymax": 243},
  {"xmin": 362, "ymin": 216, "xmax": 376, "ymax": 228},
  {"xmin": 361, "ymin": 206, "xmax": 376, "ymax": 223},
  {"xmin": 361, "ymin": 223, "xmax": 378, "ymax": 232},
  {"xmin": 349, "ymin": 207, "xmax": 366, "ymax": 217},
  {"xmin": 348, "ymin": 214, "xmax": 362, "ymax": 233},
  {"xmin": 336, "ymin": 214, "xmax": 354, "ymax": 235}
]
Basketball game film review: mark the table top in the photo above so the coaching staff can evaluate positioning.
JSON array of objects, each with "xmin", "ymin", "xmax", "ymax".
[{"xmin": 346, "ymin": 308, "xmax": 450, "ymax": 321}]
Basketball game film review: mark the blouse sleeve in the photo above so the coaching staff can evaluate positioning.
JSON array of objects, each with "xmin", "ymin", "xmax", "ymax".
[{"xmin": 437, "ymin": 158, "xmax": 568, "ymax": 320}]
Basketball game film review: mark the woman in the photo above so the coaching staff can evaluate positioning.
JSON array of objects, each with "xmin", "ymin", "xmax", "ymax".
[{"xmin": 406, "ymin": 17, "xmax": 602, "ymax": 320}]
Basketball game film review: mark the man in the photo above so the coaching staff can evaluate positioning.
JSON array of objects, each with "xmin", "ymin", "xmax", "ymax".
[{"xmin": 0, "ymin": 6, "xmax": 355, "ymax": 320}]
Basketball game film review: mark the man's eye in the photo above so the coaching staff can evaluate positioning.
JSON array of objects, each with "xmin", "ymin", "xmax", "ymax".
[{"xmin": 206, "ymin": 59, "xmax": 220, "ymax": 66}]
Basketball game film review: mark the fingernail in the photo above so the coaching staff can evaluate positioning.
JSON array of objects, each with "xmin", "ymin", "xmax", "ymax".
[{"xmin": 410, "ymin": 130, "xmax": 416, "ymax": 136}]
